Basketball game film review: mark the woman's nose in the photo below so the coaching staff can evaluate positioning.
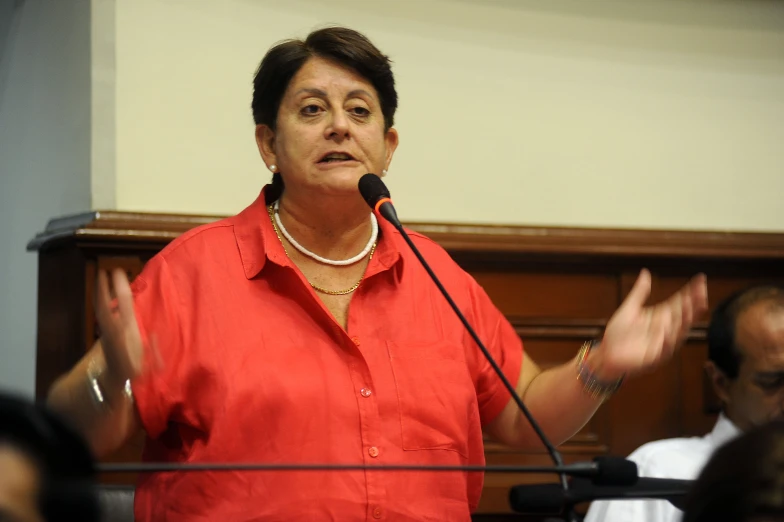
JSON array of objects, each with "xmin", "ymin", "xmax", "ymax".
[{"xmin": 325, "ymin": 110, "xmax": 350, "ymax": 140}]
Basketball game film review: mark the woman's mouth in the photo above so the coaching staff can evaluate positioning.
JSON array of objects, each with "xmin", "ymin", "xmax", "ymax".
[{"xmin": 318, "ymin": 152, "xmax": 356, "ymax": 164}]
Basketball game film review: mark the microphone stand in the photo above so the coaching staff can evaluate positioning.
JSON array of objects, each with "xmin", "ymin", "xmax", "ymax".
[
  {"xmin": 395, "ymin": 222, "xmax": 580, "ymax": 522},
  {"xmin": 358, "ymin": 175, "xmax": 579, "ymax": 522},
  {"xmin": 508, "ymin": 478, "xmax": 693, "ymax": 516}
]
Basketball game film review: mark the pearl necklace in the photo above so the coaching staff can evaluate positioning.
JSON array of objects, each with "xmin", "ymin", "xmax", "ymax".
[
  {"xmin": 272, "ymin": 199, "xmax": 378, "ymax": 266},
  {"xmin": 267, "ymin": 204, "xmax": 376, "ymax": 295}
]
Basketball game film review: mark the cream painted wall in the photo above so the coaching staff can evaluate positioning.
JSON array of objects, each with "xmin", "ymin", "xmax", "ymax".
[{"xmin": 114, "ymin": 0, "xmax": 784, "ymax": 231}]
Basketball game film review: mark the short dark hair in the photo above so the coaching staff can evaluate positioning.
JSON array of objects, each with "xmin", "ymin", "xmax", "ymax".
[
  {"xmin": 251, "ymin": 26, "xmax": 398, "ymax": 203},
  {"xmin": 0, "ymin": 392, "xmax": 99, "ymax": 522},
  {"xmin": 708, "ymin": 285, "xmax": 784, "ymax": 379},
  {"xmin": 682, "ymin": 420, "xmax": 784, "ymax": 522}
]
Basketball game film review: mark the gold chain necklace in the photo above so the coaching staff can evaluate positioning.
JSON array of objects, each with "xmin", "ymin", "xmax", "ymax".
[{"xmin": 267, "ymin": 203, "xmax": 376, "ymax": 296}]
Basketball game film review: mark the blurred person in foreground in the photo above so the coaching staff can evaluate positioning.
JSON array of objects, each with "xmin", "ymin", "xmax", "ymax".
[
  {"xmin": 682, "ymin": 419, "xmax": 784, "ymax": 522},
  {"xmin": 0, "ymin": 391, "xmax": 98, "ymax": 522}
]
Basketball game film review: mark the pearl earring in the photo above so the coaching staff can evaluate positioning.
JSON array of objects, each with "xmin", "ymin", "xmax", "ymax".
[
  {"xmin": 269, "ymin": 164, "xmax": 277, "ymax": 173},
  {"xmin": 382, "ymin": 169, "xmax": 388, "ymax": 176}
]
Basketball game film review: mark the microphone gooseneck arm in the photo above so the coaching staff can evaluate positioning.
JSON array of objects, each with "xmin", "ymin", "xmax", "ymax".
[
  {"xmin": 357, "ymin": 174, "xmax": 572, "ymax": 505},
  {"xmin": 395, "ymin": 218, "xmax": 568, "ymax": 479}
]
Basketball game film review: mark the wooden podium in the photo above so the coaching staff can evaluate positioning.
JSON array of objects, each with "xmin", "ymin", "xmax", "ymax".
[{"xmin": 28, "ymin": 210, "xmax": 784, "ymax": 517}]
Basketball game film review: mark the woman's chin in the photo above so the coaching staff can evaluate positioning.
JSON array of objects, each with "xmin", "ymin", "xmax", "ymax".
[
  {"xmin": 285, "ymin": 166, "xmax": 377, "ymax": 197},
  {"xmin": 314, "ymin": 167, "xmax": 370, "ymax": 192}
]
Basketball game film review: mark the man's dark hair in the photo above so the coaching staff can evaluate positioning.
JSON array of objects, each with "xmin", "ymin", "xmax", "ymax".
[
  {"xmin": 682, "ymin": 420, "xmax": 784, "ymax": 522},
  {"xmin": 708, "ymin": 285, "xmax": 784, "ymax": 379},
  {"xmin": 251, "ymin": 26, "xmax": 398, "ymax": 202},
  {"xmin": 0, "ymin": 392, "xmax": 99, "ymax": 522}
]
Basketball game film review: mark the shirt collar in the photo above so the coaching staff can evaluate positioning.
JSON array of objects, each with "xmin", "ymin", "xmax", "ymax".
[
  {"xmin": 233, "ymin": 186, "xmax": 403, "ymax": 280},
  {"xmin": 365, "ymin": 211, "xmax": 404, "ymax": 279},
  {"xmin": 707, "ymin": 412, "xmax": 742, "ymax": 450},
  {"xmin": 233, "ymin": 187, "xmax": 281, "ymax": 279}
]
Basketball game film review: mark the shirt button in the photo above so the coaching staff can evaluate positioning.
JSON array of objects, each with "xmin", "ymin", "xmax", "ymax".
[
  {"xmin": 360, "ymin": 388, "xmax": 372, "ymax": 398},
  {"xmin": 351, "ymin": 336, "xmax": 361, "ymax": 346},
  {"xmin": 368, "ymin": 446, "xmax": 379, "ymax": 458},
  {"xmin": 373, "ymin": 506, "xmax": 382, "ymax": 519}
]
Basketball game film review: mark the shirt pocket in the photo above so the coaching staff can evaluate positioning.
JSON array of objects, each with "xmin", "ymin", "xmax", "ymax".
[{"xmin": 386, "ymin": 340, "xmax": 476, "ymax": 458}]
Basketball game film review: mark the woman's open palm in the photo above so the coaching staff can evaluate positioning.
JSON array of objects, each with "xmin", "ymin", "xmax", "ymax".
[{"xmin": 600, "ymin": 269, "xmax": 709, "ymax": 377}]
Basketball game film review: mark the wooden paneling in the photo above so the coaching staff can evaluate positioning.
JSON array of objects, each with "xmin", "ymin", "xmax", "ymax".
[
  {"xmin": 474, "ymin": 273, "xmax": 619, "ymax": 319},
  {"xmin": 27, "ymin": 211, "xmax": 784, "ymax": 517},
  {"xmin": 610, "ymin": 354, "xmax": 683, "ymax": 456},
  {"xmin": 34, "ymin": 247, "xmax": 89, "ymax": 399}
]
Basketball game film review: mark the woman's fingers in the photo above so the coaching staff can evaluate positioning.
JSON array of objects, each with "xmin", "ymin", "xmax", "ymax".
[
  {"xmin": 622, "ymin": 269, "xmax": 653, "ymax": 311},
  {"xmin": 645, "ymin": 311, "xmax": 669, "ymax": 368},
  {"xmin": 95, "ymin": 270, "xmax": 116, "ymax": 336},
  {"xmin": 112, "ymin": 269, "xmax": 144, "ymax": 377},
  {"xmin": 112, "ymin": 269, "xmax": 140, "ymax": 335},
  {"xmin": 93, "ymin": 269, "xmax": 144, "ymax": 381}
]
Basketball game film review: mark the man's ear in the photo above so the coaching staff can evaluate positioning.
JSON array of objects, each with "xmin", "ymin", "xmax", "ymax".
[
  {"xmin": 705, "ymin": 360, "xmax": 732, "ymax": 405},
  {"xmin": 255, "ymin": 124, "xmax": 277, "ymax": 168}
]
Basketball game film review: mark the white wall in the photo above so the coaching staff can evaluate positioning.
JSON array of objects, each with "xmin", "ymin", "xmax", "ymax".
[
  {"xmin": 114, "ymin": 0, "xmax": 784, "ymax": 231},
  {"xmin": 0, "ymin": 0, "xmax": 92, "ymax": 395}
]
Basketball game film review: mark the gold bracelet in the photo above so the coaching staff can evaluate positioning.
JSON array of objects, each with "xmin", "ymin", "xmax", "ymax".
[{"xmin": 576, "ymin": 340, "xmax": 624, "ymax": 401}]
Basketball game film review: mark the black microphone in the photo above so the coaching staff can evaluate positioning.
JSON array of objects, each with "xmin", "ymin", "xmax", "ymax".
[
  {"xmin": 574, "ymin": 457, "xmax": 637, "ymax": 486},
  {"xmin": 509, "ymin": 478, "xmax": 693, "ymax": 514},
  {"xmin": 358, "ymin": 173, "xmax": 637, "ymax": 520},
  {"xmin": 358, "ymin": 174, "xmax": 401, "ymax": 228}
]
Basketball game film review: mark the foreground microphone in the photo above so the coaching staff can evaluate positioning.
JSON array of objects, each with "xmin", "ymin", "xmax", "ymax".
[
  {"xmin": 577, "ymin": 457, "xmax": 637, "ymax": 486},
  {"xmin": 509, "ymin": 478, "xmax": 693, "ymax": 514},
  {"xmin": 358, "ymin": 174, "xmax": 634, "ymax": 521},
  {"xmin": 358, "ymin": 174, "xmax": 401, "ymax": 228}
]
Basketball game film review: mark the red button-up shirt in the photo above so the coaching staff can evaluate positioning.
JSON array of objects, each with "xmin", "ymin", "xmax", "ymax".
[{"xmin": 131, "ymin": 188, "xmax": 523, "ymax": 521}]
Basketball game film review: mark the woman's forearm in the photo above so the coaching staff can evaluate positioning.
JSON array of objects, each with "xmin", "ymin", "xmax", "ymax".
[
  {"xmin": 46, "ymin": 341, "xmax": 140, "ymax": 458},
  {"xmin": 518, "ymin": 359, "xmax": 606, "ymax": 449}
]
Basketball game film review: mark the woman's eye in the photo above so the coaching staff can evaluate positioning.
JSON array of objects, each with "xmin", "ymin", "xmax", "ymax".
[
  {"xmin": 350, "ymin": 107, "xmax": 370, "ymax": 116},
  {"xmin": 301, "ymin": 105, "xmax": 322, "ymax": 115}
]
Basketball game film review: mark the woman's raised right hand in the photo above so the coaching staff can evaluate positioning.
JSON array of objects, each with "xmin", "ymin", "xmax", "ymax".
[{"xmin": 95, "ymin": 268, "xmax": 145, "ymax": 386}]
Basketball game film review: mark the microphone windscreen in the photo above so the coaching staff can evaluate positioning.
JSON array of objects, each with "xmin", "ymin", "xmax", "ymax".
[
  {"xmin": 508, "ymin": 484, "xmax": 565, "ymax": 514},
  {"xmin": 592, "ymin": 456, "xmax": 638, "ymax": 486},
  {"xmin": 358, "ymin": 173, "xmax": 390, "ymax": 209}
]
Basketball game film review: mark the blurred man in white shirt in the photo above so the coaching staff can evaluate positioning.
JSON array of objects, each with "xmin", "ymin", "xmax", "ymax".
[{"xmin": 584, "ymin": 284, "xmax": 784, "ymax": 522}]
